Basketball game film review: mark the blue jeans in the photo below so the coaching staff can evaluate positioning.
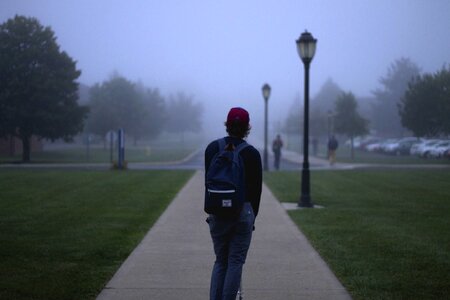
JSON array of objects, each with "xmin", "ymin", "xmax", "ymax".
[{"xmin": 207, "ymin": 202, "xmax": 255, "ymax": 300}]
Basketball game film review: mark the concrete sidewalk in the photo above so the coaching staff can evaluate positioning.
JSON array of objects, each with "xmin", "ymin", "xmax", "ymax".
[{"xmin": 96, "ymin": 171, "xmax": 351, "ymax": 300}]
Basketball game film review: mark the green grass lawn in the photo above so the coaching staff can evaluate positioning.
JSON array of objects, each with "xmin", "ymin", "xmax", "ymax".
[
  {"xmin": 264, "ymin": 170, "xmax": 450, "ymax": 300},
  {"xmin": 0, "ymin": 170, "xmax": 194, "ymax": 300},
  {"xmin": 0, "ymin": 147, "xmax": 195, "ymax": 164}
]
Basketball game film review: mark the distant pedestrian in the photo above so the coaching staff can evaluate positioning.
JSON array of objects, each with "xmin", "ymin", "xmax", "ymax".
[
  {"xmin": 328, "ymin": 135, "xmax": 338, "ymax": 165},
  {"xmin": 272, "ymin": 134, "xmax": 283, "ymax": 170},
  {"xmin": 204, "ymin": 107, "xmax": 262, "ymax": 300}
]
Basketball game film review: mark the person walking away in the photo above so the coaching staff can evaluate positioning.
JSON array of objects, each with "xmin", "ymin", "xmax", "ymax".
[
  {"xmin": 272, "ymin": 134, "xmax": 283, "ymax": 170},
  {"xmin": 204, "ymin": 107, "xmax": 262, "ymax": 300},
  {"xmin": 328, "ymin": 135, "xmax": 338, "ymax": 165}
]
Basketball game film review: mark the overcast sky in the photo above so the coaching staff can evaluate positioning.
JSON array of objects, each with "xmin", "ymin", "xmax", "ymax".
[{"xmin": 1, "ymin": 0, "xmax": 450, "ymax": 137}]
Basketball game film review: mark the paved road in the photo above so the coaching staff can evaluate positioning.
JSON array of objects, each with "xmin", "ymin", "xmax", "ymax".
[
  {"xmin": 126, "ymin": 148, "xmax": 305, "ymax": 171},
  {"xmin": 2, "ymin": 147, "xmax": 449, "ymax": 171}
]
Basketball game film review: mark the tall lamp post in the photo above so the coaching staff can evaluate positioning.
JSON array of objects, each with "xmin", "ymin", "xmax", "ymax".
[
  {"xmin": 296, "ymin": 30, "xmax": 317, "ymax": 208},
  {"xmin": 262, "ymin": 83, "xmax": 271, "ymax": 171}
]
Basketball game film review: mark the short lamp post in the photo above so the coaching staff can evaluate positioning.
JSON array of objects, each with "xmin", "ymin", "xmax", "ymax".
[
  {"xmin": 262, "ymin": 83, "xmax": 271, "ymax": 171},
  {"xmin": 328, "ymin": 110, "xmax": 333, "ymax": 139},
  {"xmin": 327, "ymin": 110, "xmax": 333, "ymax": 160},
  {"xmin": 296, "ymin": 30, "xmax": 317, "ymax": 208}
]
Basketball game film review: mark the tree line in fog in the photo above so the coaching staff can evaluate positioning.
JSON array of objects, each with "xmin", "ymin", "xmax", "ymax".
[
  {"xmin": 1, "ymin": 15, "xmax": 449, "ymax": 162},
  {"xmin": 84, "ymin": 74, "xmax": 203, "ymax": 147},
  {"xmin": 0, "ymin": 15, "xmax": 202, "ymax": 161},
  {"xmin": 284, "ymin": 58, "xmax": 450, "ymax": 141}
]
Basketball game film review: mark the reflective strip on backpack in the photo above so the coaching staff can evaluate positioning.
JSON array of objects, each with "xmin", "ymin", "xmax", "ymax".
[{"xmin": 208, "ymin": 189, "xmax": 236, "ymax": 193}]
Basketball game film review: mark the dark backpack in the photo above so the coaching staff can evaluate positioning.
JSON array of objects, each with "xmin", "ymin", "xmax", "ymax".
[
  {"xmin": 205, "ymin": 138, "xmax": 249, "ymax": 218},
  {"xmin": 328, "ymin": 138, "xmax": 338, "ymax": 150}
]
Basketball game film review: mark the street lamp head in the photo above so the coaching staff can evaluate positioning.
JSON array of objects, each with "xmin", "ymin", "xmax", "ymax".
[
  {"xmin": 296, "ymin": 30, "xmax": 317, "ymax": 64},
  {"xmin": 262, "ymin": 83, "xmax": 271, "ymax": 101}
]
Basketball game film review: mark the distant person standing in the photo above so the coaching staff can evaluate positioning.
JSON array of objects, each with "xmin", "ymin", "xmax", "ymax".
[
  {"xmin": 204, "ymin": 107, "xmax": 262, "ymax": 300},
  {"xmin": 272, "ymin": 134, "xmax": 283, "ymax": 170},
  {"xmin": 328, "ymin": 135, "xmax": 338, "ymax": 165}
]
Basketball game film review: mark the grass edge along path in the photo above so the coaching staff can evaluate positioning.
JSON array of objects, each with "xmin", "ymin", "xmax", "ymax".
[
  {"xmin": 264, "ymin": 169, "xmax": 450, "ymax": 300},
  {"xmin": 0, "ymin": 147, "xmax": 196, "ymax": 164},
  {"xmin": 0, "ymin": 169, "xmax": 194, "ymax": 300}
]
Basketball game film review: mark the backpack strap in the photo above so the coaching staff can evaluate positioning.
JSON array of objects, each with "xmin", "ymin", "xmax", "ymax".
[
  {"xmin": 217, "ymin": 138, "xmax": 249, "ymax": 154},
  {"xmin": 217, "ymin": 138, "xmax": 226, "ymax": 151},
  {"xmin": 235, "ymin": 141, "xmax": 249, "ymax": 154}
]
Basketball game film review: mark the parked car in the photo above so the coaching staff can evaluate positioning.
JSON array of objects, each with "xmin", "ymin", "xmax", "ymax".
[
  {"xmin": 416, "ymin": 140, "xmax": 443, "ymax": 157},
  {"xmin": 365, "ymin": 137, "xmax": 394, "ymax": 152},
  {"xmin": 360, "ymin": 137, "xmax": 382, "ymax": 151},
  {"xmin": 395, "ymin": 139, "xmax": 423, "ymax": 155},
  {"xmin": 444, "ymin": 149, "xmax": 450, "ymax": 159},
  {"xmin": 345, "ymin": 136, "xmax": 365, "ymax": 148},
  {"xmin": 345, "ymin": 136, "xmax": 382, "ymax": 150},
  {"xmin": 383, "ymin": 137, "xmax": 421, "ymax": 155},
  {"xmin": 410, "ymin": 140, "xmax": 429, "ymax": 156},
  {"xmin": 428, "ymin": 141, "xmax": 450, "ymax": 158},
  {"xmin": 379, "ymin": 139, "xmax": 400, "ymax": 153},
  {"xmin": 366, "ymin": 140, "xmax": 384, "ymax": 152}
]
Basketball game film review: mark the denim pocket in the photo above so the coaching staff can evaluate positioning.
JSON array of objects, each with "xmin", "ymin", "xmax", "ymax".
[
  {"xmin": 242, "ymin": 203, "xmax": 254, "ymax": 218},
  {"xmin": 237, "ymin": 203, "xmax": 254, "ymax": 232},
  {"xmin": 206, "ymin": 216, "xmax": 215, "ymax": 229}
]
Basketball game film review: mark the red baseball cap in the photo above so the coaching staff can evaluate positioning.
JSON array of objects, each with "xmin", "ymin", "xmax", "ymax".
[{"xmin": 226, "ymin": 107, "xmax": 250, "ymax": 125}]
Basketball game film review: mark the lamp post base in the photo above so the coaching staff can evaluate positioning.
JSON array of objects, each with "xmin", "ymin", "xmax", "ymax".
[
  {"xmin": 298, "ymin": 195, "xmax": 313, "ymax": 207},
  {"xmin": 298, "ymin": 163, "xmax": 313, "ymax": 207}
]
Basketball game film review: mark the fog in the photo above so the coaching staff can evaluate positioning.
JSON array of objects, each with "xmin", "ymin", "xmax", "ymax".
[{"xmin": 2, "ymin": 0, "xmax": 450, "ymax": 140}]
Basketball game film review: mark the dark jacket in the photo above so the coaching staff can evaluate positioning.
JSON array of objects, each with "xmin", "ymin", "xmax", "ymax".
[
  {"xmin": 204, "ymin": 136, "xmax": 262, "ymax": 217},
  {"xmin": 328, "ymin": 137, "xmax": 338, "ymax": 151}
]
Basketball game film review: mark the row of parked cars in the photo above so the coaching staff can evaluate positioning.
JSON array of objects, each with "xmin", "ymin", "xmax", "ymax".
[{"xmin": 347, "ymin": 136, "xmax": 450, "ymax": 159}]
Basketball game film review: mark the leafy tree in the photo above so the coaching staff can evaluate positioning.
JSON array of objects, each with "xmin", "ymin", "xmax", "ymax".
[
  {"xmin": 0, "ymin": 15, "xmax": 88, "ymax": 162},
  {"xmin": 283, "ymin": 94, "xmax": 302, "ymax": 134},
  {"xmin": 77, "ymin": 83, "xmax": 91, "ymax": 105},
  {"xmin": 87, "ymin": 76, "xmax": 131, "ymax": 142},
  {"xmin": 399, "ymin": 66, "xmax": 450, "ymax": 137},
  {"xmin": 371, "ymin": 58, "xmax": 420, "ymax": 136},
  {"xmin": 334, "ymin": 92, "xmax": 369, "ymax": 159},
  {"xmin": 87, "ymin": 76, "xmax": 167, "ymax": 146},
  {"xmin": 282, "ymin": 78, "xmax": 343, "ymax": 139},
  {"xmin": 311, "ymin": 78, "xmax": 343, "ymax": 112},
  {"xmin": 87, "ymin": 75, "xmax": 139, "ymax": 145},
  {"xmin": 134, "ymin": 86, "xmax": 166, "ymax": 142},
  {"xmin": 308, "ymin": 78, "xmax": 343, "ymax": 137},
  {"xmin": 165, "ymin": 92, "xmax": 203, "ymax": 141},
  {"xmin": 85, "ymin": 84, "xmax": 115, "ymax": 143},
  {"xmin": 284, "ymin": 113, "xmax": 301, "ymax": 134},
  {"xmin": 310, "ymin": 108, "xmax": 328, "ymax": 138},
  {"xmin": 284, "ymin": 79, "xmax": 343, "ymax": 138}
]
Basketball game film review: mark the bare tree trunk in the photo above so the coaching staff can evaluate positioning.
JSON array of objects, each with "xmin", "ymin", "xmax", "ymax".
[{"xmin": 21, "ymin": 135, "xmax": 31, "ymax": 162}]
